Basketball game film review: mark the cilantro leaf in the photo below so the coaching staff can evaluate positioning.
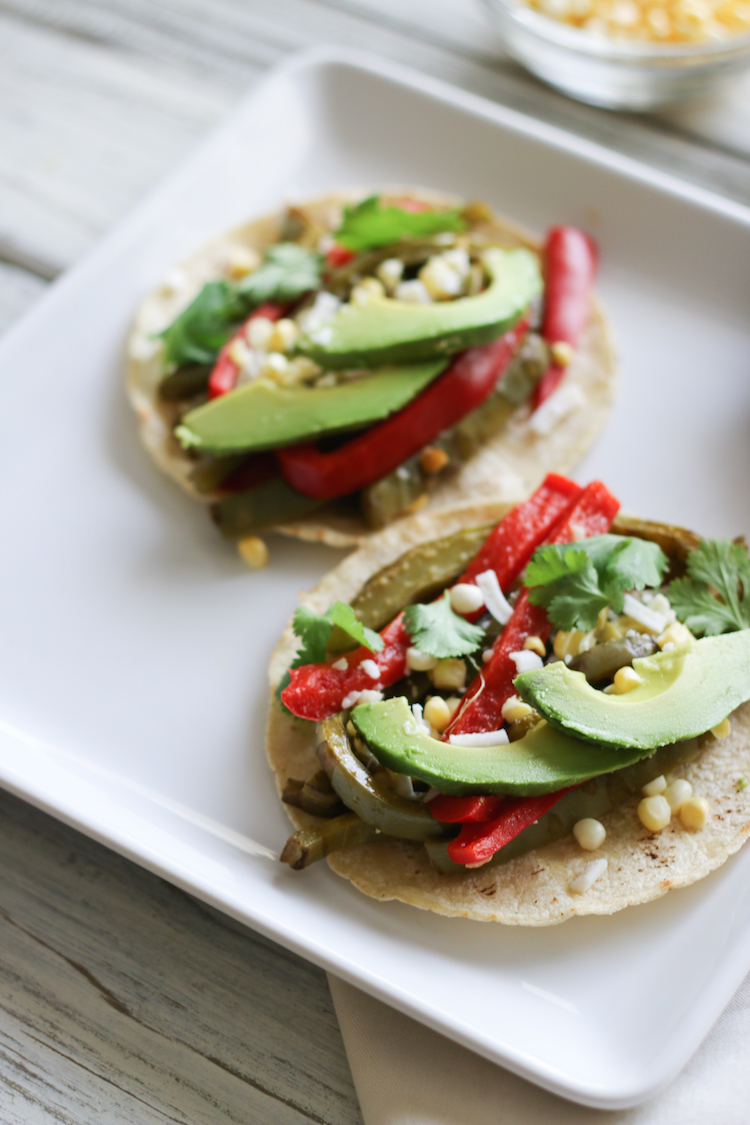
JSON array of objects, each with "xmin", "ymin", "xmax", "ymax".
[
  {"xmin": 289, "ymin": 601, "xmax": 383, "ymax": 670},
  {"xmin": 523, "ymin": 535, "xmax": 669, "ymax": 632},
  {"xmin": 668, "ymin": 539, "xmax": 750, "ymax": 636},
  {"xmin": 160, "ymin": 280, "xmax": 245, "ymax": 368},
  {"xmin": 334, "ymin": 196, "xmax": 467, "ymax": 252},
  {"xmin": 237, "ymin": 243, "xmax": 321, "ymax": 304},
  {"xmin": 403, "ymin": 592, "xmax": 484, "ymax": 659},
  {"xmin": 159, "ymin": 244, "xmax": 321, "ymax": 370}
]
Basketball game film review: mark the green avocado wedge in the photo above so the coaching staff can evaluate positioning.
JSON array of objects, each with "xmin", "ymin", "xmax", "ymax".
[
  {"xmin": 175, "ymin": 359, "xmax": 447, "ymax": 455},
  {"xmin": 515, "ymin": 631, "xmax": 750, "ymax": 750},
  {"xmin": 295, "ymin": 248, "xmax": 542, "ymax": 369},
  {"xmin": 350, "ymin": 696, "xmax": 664, "ymax": 796}
]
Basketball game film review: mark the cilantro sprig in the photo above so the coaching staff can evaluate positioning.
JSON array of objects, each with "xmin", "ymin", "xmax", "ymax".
[
  {"xmin": 290, "ymin": 602, "xmax": 384, "ymax": 667},
  {"xmin": 403, "ymin": 592, "xmax": 484, "ymax": 659},
  {"xmin": 669, "ymin": 539, "xmax": 750, "ymax": 636},
  {"xmin": 159, "ymin": 244, "xmax": 321, "ymax": 370},
  {"xmin": 334, "ymin": 196, "xmax": 466, "ymax": 253},
  {"xmin": 523, "ymin": 535, "xmax": 669, "ymax": 632}
]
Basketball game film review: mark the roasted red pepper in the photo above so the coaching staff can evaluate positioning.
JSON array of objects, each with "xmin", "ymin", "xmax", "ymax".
[
  {"xmin": 447, "ymin": 788, "xmax": 573, "ymax": 865},
  {"xmin": 280, "ymin": 472, "xmax": 579, "ymax": 721},
  {"xmin": 277, "ymin": 322, "xmax": 528, "ymax": 500},
  {"xmin": 534, "ymin": 226, "xmax": 598, "ymax": 410},
  {"xmin": 446, "ymin": 480, "xmax": 620, "ymax": 737},
  {"xmin": 207, "ymin": 302, "xmax": 286, "ymax": 399},
  {"xmin": 325, "ymin": 243, "xmax": 356, "ymax": 268},
  {"xmin": 428, "ymin": 793, "xmax": 506, "ymax": 824}
]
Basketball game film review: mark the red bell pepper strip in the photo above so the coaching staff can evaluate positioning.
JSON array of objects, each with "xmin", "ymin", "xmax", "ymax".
[
  {"xmin": 446, "ymin": 480, "xmax": 620, "ymax": 737},
  {"xmin": 447, "ymin": 788, "xmax": 573, "ymax": 866},
  {"xmin": 207, "ymin": 302, "xmax": 286, "ymax": 399},
  {"xmin": 277, "ymin": 322, "xmax": 528, "ymax": 500},
  {"xmin": 534, "ymin": 226, "xmax": 598, "ymax": 410},
  {"xmin": 325, "ymin": 243, "xmax": 356, "ymax": 268},
  {"xmin": 428, "ymin": 793, "xmax": 506, "ymax": 824},
  {"xmin": 281, "ymin": 472, "xmax": 579, "ymax": 721}
]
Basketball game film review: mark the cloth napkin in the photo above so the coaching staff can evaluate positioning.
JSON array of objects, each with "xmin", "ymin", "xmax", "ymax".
[{"xmin": 329, "ymin": 970, "xmax": 750, "ymax": 1124}]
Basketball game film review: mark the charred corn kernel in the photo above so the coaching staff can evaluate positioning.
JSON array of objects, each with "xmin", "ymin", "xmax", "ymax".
[
  {"xmin": 550, "ymin": 340, "xmax": 575, "ymax": 367},
  {"xmin": 431, "ymin": 658, "xmax": 466, "ymax": 691},
  {"xmin": 450, "ymin": 583, "xmax": 485, "ymax": 615},
  {"xmin": 657, "ymin": 622, "xmax": 694, "ymax": 650},
  {"xmin": 351, "ymin": 277, "xmax": 386, "ymax": 306},
  {"xmin": 424, "ymin": 696, "xmax": 452, "ymax": 732},
  {"xmin": 664, "ymin": 778, "xmax": 692, "ymax": 813},
  {"xmin": 642, "ymin": 774, "xmax": 667, "ymax": 797},
  {"xmin": 573, "ymin": 818, "xmax": 606, "ymax": 850},
  {"xmin": 638, "ymin": 795, "xmax": 671, "ymax": 832},
  {"xmin": 680, "ymin": 796, "xmax": 710, "ymax": 830},
  {"xmin": 501, "ymin": 695, "xmax": 533, "ymax": 723},
  {"xmin": 419, "ymin": 446, "xmax": 450, "ymax": 475},
  {"xmin": 554, "ymin": 629, "xmax": 586, "ymax": 659},
  {"xmin": 267, "ymin": 318, "xmax": 299, "ymax": 353},
  {"xmin": 247, "ymin": 316, "xmax": 275, "ymax": 349},
  {"xmin": 711, "ymin": 717, "xmax": 732, "ymax": 739},
  {"xmin": 523, "ymin": 635, "xmax": 546, "ymax": 657},
  {"xmin": 614, "ymin": 666, "xmax": 642, "ymax": 694},
  {"xmin": 226, "ymin": 246, "xmax": 260, "ymax": 278},
  {"xmin": 376, "ymin": 258, "xmax": 404, "ymax": 291},
  {"xmin": 406, "ymin": 647, "xmax": 437, "ymax": 672},
  {"xmin": 237, "ymin": 536, "xmax": 269, "ymax": 569}
]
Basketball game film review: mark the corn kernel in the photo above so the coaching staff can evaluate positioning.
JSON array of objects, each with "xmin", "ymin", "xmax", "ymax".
[
  {"xmin": 267, "ymin": 318, "xmax": 299, "ymax": 353},
  {"xmin": 550, "ymin": 340, "xmax": 575, "ymax": 367},
  {"xmin": 424, "ymin": 696, "xmax": 452, "ymax": 732},
  {"xmin": 450, "ymin": 583, "xmax": 485, "ymax": 615},
  {"xmin": 664, "ymin": 778, "xmax": 692, "ymax": 813},
  {"xmin": 573, "ymin": 818, "xmax": 606, "ymax": 850},
  {"xmin": 680, "ymin": 796, "xmax": 710, "ymax": 830},
  {"xmin": 523, "ymin": 635, "xmax": 546, "ymax": 657},
  {"xmin": 376, "ymin": 258, "xmax": 404, "ymax": 291},
  {"xmin": 419, "ymin": 256, "xmax": 465, "ymax": 300},
  {"xmin": 638, "ymin": 795, "xmax": 671, "ymax": 832},
  {"xmin": 501, "ymin": 695, "xmax": 533, "ymax": 723},
  {"xmin": 553, "ymin": 629, "xmax": 586, "ymax": 659},
  {"xmin": 445, "ymin": 696, "xmax": 462, "ymax": 719},
  {"xmin": 711, "ymin": 717, "xmax": 732, "ymax": 739},
  {"xmin": 431, "ymin": 658, "xmax": 466, "ymax": 691},
  {"xmin": 642, "ymin": 774, "xmax": 667, "ymax": 797},
  {"xmin": 351, "ymin": 277, "xmax": 385, "ymax": 306},
  {"xmin": 237, "ymin": 536, "xmax": 269, "ymax": 569},
  {"xmin": 406, "ymin": 647, "xmax": 437, "ymax": 672},
  {"xmin": 246, "ymin": 316, "xmax": 274, "ymax": 350},
  {"xmin": 419, "ymin": 446, "xmax": 449, "ymax": 475},
  {"xmin": 657, "ymin": 622, "xmax": 694, "ymax": 650},
  {"xmin": 226, "ymin": 246, "xmax": 260, "ymax": 278},
  {"xmin": 613, "ymin": 666, "xmax": 642, "ymax": 694}
]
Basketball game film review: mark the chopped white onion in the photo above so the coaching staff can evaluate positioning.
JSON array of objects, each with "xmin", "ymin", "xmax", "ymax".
[
  {"xmin": 449, "ymin": 730, "xmax": 509, "ymax": 747},
  {"xmin": 509, "ymin": 649, "xmax": 544, "ymax": 673},
  {"xmin": 475, "ymin": 569, "xmax": 513, "ymax": 625}
]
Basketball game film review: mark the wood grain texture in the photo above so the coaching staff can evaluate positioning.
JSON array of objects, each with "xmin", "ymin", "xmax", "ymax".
[{"xmin": 0, "ymin": 785, "xmax": 361, "ymax": 1124}]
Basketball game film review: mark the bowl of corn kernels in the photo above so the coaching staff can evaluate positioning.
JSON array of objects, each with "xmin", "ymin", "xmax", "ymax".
[{"xmin": 482, "ymin": 0, "xmax": 750, "ymax": 108}]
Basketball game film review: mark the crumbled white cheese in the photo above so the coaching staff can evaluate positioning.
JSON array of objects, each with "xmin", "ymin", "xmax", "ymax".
[
  {"xmin": 331, "ymin": 657, "xmax": 348, "ymax": 672},
  {"xmin": 475, "ymin": 570, "xmax": 513, "ymax": 625},
  {"xmin": 296, "ymin": 291, "xmax": 341, "ymax": 333},
  {"xmin": 411, "ymin": 703, "xmax": 431, "ymax": 734},
  {"xmin": 569, "ymin": 857, "xmax": 608, "ymax": 895},
  {"xmin": 509, "ymin": 650, "xmax": 544, "ymax": 673},
  {"xmin": 360, "ymin": 659, "xmax": 381, "ymax": 680},
  {"xmin": 394, "ymin": 279, "xmax": 431, "ymax": 304},
  {"xmin": 449, "ymin": 730, "xmax": 509, "ymax": 747},
  {"xmin": 530, "ymin": 383, "xmax": 586, "ymax": 436},
  {"xmin": 341, "ymin": 689, "xmax": 384, "ymax": 709},
  {"xmin": 622, "ymin": 593, "xmax": 668, "ymax": 634}
]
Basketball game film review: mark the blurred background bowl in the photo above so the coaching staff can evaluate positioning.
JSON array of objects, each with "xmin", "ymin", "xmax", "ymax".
[{"xmin": 482, "ymin": 0, "xmax": 750, "ymax": 109}]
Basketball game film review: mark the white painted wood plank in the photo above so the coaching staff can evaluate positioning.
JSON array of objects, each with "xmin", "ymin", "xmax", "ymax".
[
  {"xmin": 0, "ymin": 262, "xmax": 47, "ymax": 337},
  {"xmin": 0, "ymin": 786, "xmax": 361, "ymax": 1124}
]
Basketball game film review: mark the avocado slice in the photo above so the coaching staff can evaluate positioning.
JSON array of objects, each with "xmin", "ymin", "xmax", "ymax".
[
  {"xmin": 351, "ymin": 697, "xmax": 663, "ymax": 796},
  {"xmin": 296, "ymin": 248, "xmax": 542, "ymax": 369},
  {"xmin": 175, "ymin": 359, "xmax": 447, "ymax": 455},
  {"xmin": 515, "ymin": 631, "xmax": 750, "ymax": 750}
]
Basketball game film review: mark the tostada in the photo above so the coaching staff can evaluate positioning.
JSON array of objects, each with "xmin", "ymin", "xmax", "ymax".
[
  {"xmin": 126, "ymin": 189, "xmax": 615, "ymax": 561},
  {"xmin": 268, "ymin": 474, "xmax": 750, "ymax": 924}
]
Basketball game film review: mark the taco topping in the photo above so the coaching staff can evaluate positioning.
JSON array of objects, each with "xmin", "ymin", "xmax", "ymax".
[
  {"xmin": 276, "ymin": 472, "xmax": 750, "ymax": 883},
  {"xmin": 142, "ymin": 193, "xmax": 603, "ymax": 545}
]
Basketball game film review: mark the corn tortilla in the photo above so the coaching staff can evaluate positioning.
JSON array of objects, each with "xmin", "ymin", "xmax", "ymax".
[
  {"xmin": 266, "ymin": 502, "xmax": 750, "ymax": 924},
  {"xmin": 126, "ymin": 190, "xmax": 616, "ymax": 548}
]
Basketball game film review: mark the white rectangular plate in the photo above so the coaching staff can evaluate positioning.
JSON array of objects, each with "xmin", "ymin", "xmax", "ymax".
[{"xmin": 1, "ymin": 47, "xmax": 750, "ymax": 1110}]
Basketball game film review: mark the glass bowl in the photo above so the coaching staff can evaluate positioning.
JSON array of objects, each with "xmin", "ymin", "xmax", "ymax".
[{"xmin": 482, "ymin": 0, "xmax": 750, "ymax": 109}]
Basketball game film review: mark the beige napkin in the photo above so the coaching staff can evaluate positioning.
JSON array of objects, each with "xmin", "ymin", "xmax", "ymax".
[{"xmin": 329, "ymin": 971, "xmax": 750, "ymax": 1124}]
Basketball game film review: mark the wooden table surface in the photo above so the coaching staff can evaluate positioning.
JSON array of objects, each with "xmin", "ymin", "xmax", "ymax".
[{"xmin": 1, "ymin": 2, "xmax": 749, "ymax": 1120}]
